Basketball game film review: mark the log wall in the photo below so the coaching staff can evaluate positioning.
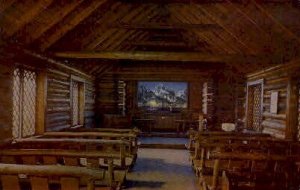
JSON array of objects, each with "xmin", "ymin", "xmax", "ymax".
[
  {"xmin": 46, "ymin": 69, "xmax": 95, "ymax": 131},
  {"xmin": 247, "ymin": 60, "xmax": 300, "ymax": 139},
  {"xmin": 96, "ymin": 63, "xmax": 210, "ymax": 125},
  {"xmin": 96, "ymin": 69, "xmax": 207, "ymax": 117},
  {"xmin": 0, "ymin": 50, "xmax": 95, "ymax": 140}
]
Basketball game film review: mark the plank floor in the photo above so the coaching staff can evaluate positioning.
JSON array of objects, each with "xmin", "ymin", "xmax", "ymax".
[{"xmin": 125, "ymin": 148, "xmax": 198, "ymax": 190}]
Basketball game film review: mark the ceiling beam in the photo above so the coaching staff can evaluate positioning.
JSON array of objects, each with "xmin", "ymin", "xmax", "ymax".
[
  {"xmin": 109, "ymin": 23, "xmax": 221, "ymax": 30},
  {"xmin": 54, "ymin": 51, "xmax": 239, "ymax": 62}
]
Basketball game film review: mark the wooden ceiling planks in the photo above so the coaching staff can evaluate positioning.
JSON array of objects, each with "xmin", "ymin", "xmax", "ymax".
[
  {"xmin": 13, "ymin": 1, "xmax": 83, "ymax": 44},
  {"xmin": 196, "ymin": 4, "xmax": 257, "ymax": 54},
  {"xmin": 0, "ymin": 0, "xmax": 299, "ymax": 74},
  {"xmin": 169, "ymin": 5, "xmax": 225, "ymax": 54},
  {"xmin": 82, "ymin": 2, "xmax": 132, "ymax": 50},
  {"xmin": 36, "ymin": 0, "xmax": 108, "ymax": 51},
  {"xmin": 253, "ymin": 1, "xmax": 300, "ymax": 44},
  {"xmin": 0, "ymin": 0, "xmax": 53, "ymax": 38}
]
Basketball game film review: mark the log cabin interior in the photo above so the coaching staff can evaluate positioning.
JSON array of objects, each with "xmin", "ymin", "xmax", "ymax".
[{"xmin": 1, "ymin": 0, "xmax": 300, "ymax": 189}]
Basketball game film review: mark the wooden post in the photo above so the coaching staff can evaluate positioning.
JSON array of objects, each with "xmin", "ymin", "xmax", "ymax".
[
  {"xmin": 36, "ymin": 71, "xmax": 47, "ymax": 135},
  {"xmin": 108, "ymin": 159, "xmax": 114, "ymax": 187},
  {"xmin": 212, "ymin": 159, "xmax": 220, "ymax": 190},
  {"xmin": 120, "ymin": 141, "xmax": 126, "ymax": 168},
  {"xmin": 286, "ymin": 75, "xmax": 298, "ymax": 140}
]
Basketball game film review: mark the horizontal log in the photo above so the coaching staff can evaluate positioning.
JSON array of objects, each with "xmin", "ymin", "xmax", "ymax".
[
  {"xmin": 264, "ymin": 77, "xmax": 288, "ymax": 85},
  {"xmin": 264, "ymin": 83, "xmax": 287, "ymax": 90},
  {"xmin": 0, "ymin": 163, "xmax": 104, "ymax": 179},
  {"xmin": 262, "ymin": 128, "xmax": 285, "ymax": 139},
  {"xmin": 47, "ymin": 98, "xmax": 70, "ymax": 103},
  {"xmin": 15, "ymin": 138, "xmax": 130, "ymax": 145},
  {"xmin": 47, "ymin": 107, "xmax": 71, "ymax": 113},
  {"xmin": 46, "ymin": 124, "xmax": 71, "ymax": 132},
  {"xmin": 47, "ymin": 120, "xmax": 70, "ymax": 128},
  {"xmin": 0, "ymin": 149, "xmax": 120, "ymax": 159},
  {"xmin": 261, "ymin": 120, "xmax": 286, "ymax": 130},
  {"xmin": 110, "ymin": 23, "xmax": 221, "ymax": 30},
  {"xmin": 210, "ymin": 152, "xmax": 286, "ymax": 161},
  {"xmin": 55, "ymin": 51, "xmax": 238, "ymax": 62},
  {"xmin": 262, "ymin": 112, "xmax": 286, "ymax": 120},
  {"xmin": 42, "ymin": 131, "xmax": 136, "ymax": 138},
  {"xmin": 48, "ymin": 83, "xmax": 70, "ymax": 90},
  {"xmin": 48, "ymin": 69, "xmax": 69, "ymax": 78},
  {"xmin": 48, "ymin": 78, "xmax": 70, "ymax": 87},
  {"xmin": 24, "ymin": 50, "xmax": 92, "ymax": 80},
  {"xmin": 247, "ymin": 59, "xmax": 300, "ymax": 79}
]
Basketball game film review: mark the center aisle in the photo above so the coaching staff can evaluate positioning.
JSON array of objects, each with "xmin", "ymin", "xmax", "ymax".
[{"xmin": 125, "ymin": 148, "xmax": 199, "ymax": 190}]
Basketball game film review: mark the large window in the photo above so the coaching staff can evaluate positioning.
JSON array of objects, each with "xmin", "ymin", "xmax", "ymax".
[
  {"xmin": 137, "ymin": 81, "xmax": 188, "ymax": 111},
  {"xmin": 12, "ymin": 68, "xmax": 37, "ymax": 138}
]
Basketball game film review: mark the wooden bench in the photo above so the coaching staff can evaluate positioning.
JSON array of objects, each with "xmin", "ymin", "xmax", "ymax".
[
  {"xmin": 208, "ymin": 151, "xmax": 289, "ymax": 190},
  {"xmin": 34, "ymin": 131, "xmax": 139, "ymax": 166},
  {"xmin": 193, "ymin": 137, "xmax": 291, "ymax": 190},
  {"xmin": 0, "ymin": 148, "xmax": 123, "ymax": 187},
  {"xmin": 0, "ymin": 163, "xmax": 107, "ymax": 190},
  {"xmin": 192, "ymin": 135, "xmax": 290, "ymax": 175},
  {"xmin": 10, "ymin": 138, "xmax": 132, "ymax": 169}
]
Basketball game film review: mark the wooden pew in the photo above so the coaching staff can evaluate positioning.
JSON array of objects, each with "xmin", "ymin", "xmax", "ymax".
[
  {"xmin": 208, "ymin": 151, "xmax": 289, "ymax": 190},
  {"xmin": 10, "ymin": 138, "xmax": 132, "ymax": 169},
  {"xmin": 193, "ymin": 135, "xmax": 291, "ymax": 190},
  {"xmin": 192, "ymin": 135, "xmax": 290, "ymax": 176},
  {"xmin": 189, "ymin": 131, "xmax": 274, "ymax": 174},
  {"xmin": 62, "ymin": 126, "xmax": 140, "ymax": 135},
  {"xmin": 0, "ymin": 163, "xmax": 105, "ymax": 190},
  {"xmin": 0, "ymin": 148, "xmax": 124, "ymax": 188},
  {"xmin": 37, "ymin": 131, "xmax": 139, "ymax": 165}
]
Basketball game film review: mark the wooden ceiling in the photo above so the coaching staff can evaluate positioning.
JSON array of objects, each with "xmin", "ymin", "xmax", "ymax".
[{"xmin": 1, "ymin": 0, "xmax": 300, "ymax": 75}]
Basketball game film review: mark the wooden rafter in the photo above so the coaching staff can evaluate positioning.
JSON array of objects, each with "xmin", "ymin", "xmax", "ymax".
[
  {"xmin": 252, "ymin": 0, "xmax": 300, "ymax": 44},
  {"xmin": 195, "ymin": 4, "xmax": 257, "ymax": 54},
  {"xmin": 14, "ymin": 1, "xmax": 84, "ymax": 44},
  {"xmin": 0, "ymin": 0, "xmax": 53, "ymax": 38},
  {"xmin": 37, "ymin": 0, "xmax": 108, "ymax": 51}
]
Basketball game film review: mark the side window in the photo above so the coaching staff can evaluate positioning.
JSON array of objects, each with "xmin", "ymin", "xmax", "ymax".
[
  {"xmin": 71, "ymin": 78, "xmax": 85, "ymax": 126},
  {"xmin": 246, "ymin": 79, "xmax": 263, "ymax": 131},
  {"xmin": 12, "ymin": 68, "xmax": 37, "ymax": 138}
]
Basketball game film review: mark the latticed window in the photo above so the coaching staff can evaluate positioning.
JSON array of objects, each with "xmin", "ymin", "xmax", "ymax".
[
  {"xmin": 246, "ymin": 80, "xmax": 263, "ymax": 132},
  {"xmin": 12, "ymin": 68, "xmax": 37, "ymax": 138}
]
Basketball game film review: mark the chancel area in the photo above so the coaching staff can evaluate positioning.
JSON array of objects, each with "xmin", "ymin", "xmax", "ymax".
[{"xmin": 1, "ymin": 0, "xmax": 300, "ymax": 189}]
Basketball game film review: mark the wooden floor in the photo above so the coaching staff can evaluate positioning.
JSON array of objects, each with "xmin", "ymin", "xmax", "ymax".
[{"xmin": 125, "ymin": 148, "xmax": 198, "ymax": 190}]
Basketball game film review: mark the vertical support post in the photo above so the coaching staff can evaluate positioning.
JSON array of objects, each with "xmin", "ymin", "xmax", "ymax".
[
  {"xmin": 286, "ymin": 75, "xmax": 298, "ymax": 140},
  {"xmin": 120, "ymin": 141, "xmax": 126, "ymax": 168},
  {"xmin": 212, "ymin": 159, "xmax": 220, "ymax": 190},
  {"xmin": 36, "ymin": 71, "xmax": 47, "ymax": 135},
  {"xmin": 108, "ymin": 158, "xmax": 114, "ymax": 187}
]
